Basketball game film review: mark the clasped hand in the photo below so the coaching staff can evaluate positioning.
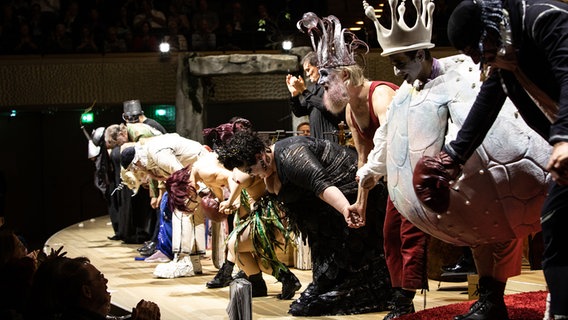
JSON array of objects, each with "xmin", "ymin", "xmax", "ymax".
[
  {"xmin": 219, "ymin": 199, "xmax": 238, "ymax": 215},
  {"xmin": 343, "ymin": 203, "xmax": 366, "ymax": 228}
]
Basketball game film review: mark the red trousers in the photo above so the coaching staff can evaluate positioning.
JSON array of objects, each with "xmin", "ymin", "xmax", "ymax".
[{"xmin": 384, "ymin": 197, "xmax": 428, "ymax": 289}]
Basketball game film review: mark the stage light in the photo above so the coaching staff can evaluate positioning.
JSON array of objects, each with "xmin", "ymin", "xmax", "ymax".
[
  {"xmin": 159, "ymin": 41, "xmax": 170, "ymax": 53},
  {"xmin": 282, "ymin": 40, "xmax": 292, "ymax": 51},
  {"xmin": 10, "ymin": 110, "xmax": 16, "ymax": 117}
]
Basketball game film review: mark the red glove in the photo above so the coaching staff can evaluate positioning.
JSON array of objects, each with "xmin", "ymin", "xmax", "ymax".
[
  {"xmin": 413, "ymin": 151, "xmax": 461, "ymax": 213},
  {"xmin": 200, "ymin": 192, "xmax": 226, "ymax": 222}
]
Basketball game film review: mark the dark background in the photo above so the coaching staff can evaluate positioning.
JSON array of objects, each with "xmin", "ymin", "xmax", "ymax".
[
  {"xmin": 0, "ymin": 0, "xmax": 459, "ymax": 249},
  {"xmin": 0, "ymin": 99, "xmax": 291, "ymax": 249}
]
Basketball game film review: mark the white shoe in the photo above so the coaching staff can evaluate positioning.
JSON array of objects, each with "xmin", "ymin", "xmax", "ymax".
[
  {"xmin": 153, "ymin": 256, "xmax": 194, "ymax": 278},
  {"xmin": 145, "ymin": 250, "xmax": 171, "ymax": 263}
]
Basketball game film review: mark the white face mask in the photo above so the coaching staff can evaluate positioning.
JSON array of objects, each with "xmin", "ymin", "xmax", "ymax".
[{"xmin": 396, "ymin": 59, "xmax": 423, "ymax": 85}]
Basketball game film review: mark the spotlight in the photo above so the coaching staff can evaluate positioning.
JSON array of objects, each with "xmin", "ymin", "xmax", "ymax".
[
  {"xmin": 282, "ymin": 40, "xmax": 292, "ymax": 51},
  {"xmin": 159, "ymin": 41, "xmax": 170, "ymax": 53}
]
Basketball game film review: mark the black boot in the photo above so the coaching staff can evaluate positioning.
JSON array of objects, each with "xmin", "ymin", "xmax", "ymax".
[
  {"xmin": 206, "ymin": 261, "xmax": 234, "ymax": 288},
  {"xmin": 248, "ymin": 272, "xmax": 267, "ymax": 297},
  {"xmin": 276, "ymin": 269, "xmax": 301, "ymax": 300},
  {"xmin": 442, "ymin": 250, "xmax": 477, "ymax": 275},
  {"xmin": 233, "ymin": 269, "xmax": 248, "ymax": 280},
  {"xmin": 454, "ymin": 277, "xmax": 508, "ymax": 320},
  {"xmin": 383, "ymin": 288, "xmax": 415, "ymax": 320}
]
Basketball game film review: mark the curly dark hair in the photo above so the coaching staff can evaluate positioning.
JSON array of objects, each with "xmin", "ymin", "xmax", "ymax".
[
  {"xmin": 165, "ymin": 167, "xmax": 198, "ymax": 213},
  {"xmin": 202, "ymin": 117, "xmax": 253, "ymax": 149},
  {"xmin": 216, "ymin": 131, "xmax": 267, "ymax": 170}
]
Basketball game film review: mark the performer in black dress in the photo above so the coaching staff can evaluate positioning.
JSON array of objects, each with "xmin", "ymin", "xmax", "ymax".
[{"xmin": 217, "ymin": 131, "xmax": 391, "ymax": 316}]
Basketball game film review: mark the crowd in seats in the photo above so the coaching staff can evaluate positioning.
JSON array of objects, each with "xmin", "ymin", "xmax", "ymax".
[{"xmin": 0, "ymin": 0, "xmax": 300, "ymax": 55}]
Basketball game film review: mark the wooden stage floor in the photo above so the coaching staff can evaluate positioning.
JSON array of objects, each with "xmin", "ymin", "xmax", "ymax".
[{"xmin": 43, "ymin": 216, "xmax": 547, "ymax": 320}]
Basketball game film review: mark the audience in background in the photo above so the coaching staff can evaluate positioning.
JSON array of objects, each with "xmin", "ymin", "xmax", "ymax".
[
  {"xmin": 131, "ymin": 20, "xmax": 158, "ymax": 53},
  {"xmin": 13, "ymin": 22, "xmax": 40, "ymax": 54},
  {"xmin": 133, "ymin": 0, "xmax": 166, "ymax": 34},
  {"xmin": 44, "ymin": 22, "xmax": 73, "ymax": 53},
  {"xmin": 104, "ymin": 26, "xmax": 127, "ymax": 53},
  {"xmin": 163, "ymin": 19, "xmax": 187, "ymax": 52},
  {"xmin": 75, "ymin": 24, "xmax": 98, "ymax": 53},
  {"xmin": 191, "ymin": 0, "xmax": 219, "ymax": 35},
  {"xmin": 0, "ymin": 0, "xmax": 455, "ymax": 55},
  {"xmin": 191, "ymin": 17, "xmax": 216, "ymax": 51}
]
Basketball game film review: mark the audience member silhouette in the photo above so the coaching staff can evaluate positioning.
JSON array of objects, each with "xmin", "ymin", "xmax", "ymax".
[
  {"xmin": 0, "ymin": 229, "xmax": 39, "ymax": 319},
  {"xmin": 27, "ymin": 253, "xmax": 161, "ymax": 320},
  {"xmin": 131, "ymin": 21, "xmax": 158, "ymax": 52}
]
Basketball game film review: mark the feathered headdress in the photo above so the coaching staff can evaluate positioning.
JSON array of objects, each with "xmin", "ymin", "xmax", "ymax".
[{"xmin": 297, "ymin": 12, "xmax": 368, "ymax": 69}]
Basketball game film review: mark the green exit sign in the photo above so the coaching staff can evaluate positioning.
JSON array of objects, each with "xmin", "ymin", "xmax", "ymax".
[{"xmin": 81, "ymin": 112, "xmax": 94, "ymax": 123}]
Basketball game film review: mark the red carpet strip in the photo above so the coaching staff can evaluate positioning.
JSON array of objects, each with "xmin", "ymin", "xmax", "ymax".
[{"xmin": 398, "ymin": 290, "xmax": 547, "ymax": 320}]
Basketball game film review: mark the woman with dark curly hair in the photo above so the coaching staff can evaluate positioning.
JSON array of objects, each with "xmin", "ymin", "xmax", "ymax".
[
  {"xmin": 166, "ymin": 141, "xmax": 301, "ymax": 300},
  {"xmin": 217, "ymin": 131, "xmax": 392, "ymax": 316}
]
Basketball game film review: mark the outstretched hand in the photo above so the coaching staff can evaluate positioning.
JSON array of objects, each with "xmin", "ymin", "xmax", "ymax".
[
  {"xmin": 413, "ymin": 151, "xmax": 461, "ymax": 213},
  {"xmin": 48, "ymin": 246, "xmax": 67, "ymax": 258},
  {"xmin": 36, "ymin": 245, "xmax": 67, "ymax": 266}
]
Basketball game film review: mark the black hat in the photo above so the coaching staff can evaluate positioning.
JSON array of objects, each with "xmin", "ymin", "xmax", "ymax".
[
  {"xmin": 447, "ymin": 0, "xmax": 483, "ymax": 50},
  {"xmin": 123, "ymin": 100, "xmax": 143, "ymax": 116},
  {"xmin": 120, "ymin": 146, "xmax": 136, "ymax": 169}
]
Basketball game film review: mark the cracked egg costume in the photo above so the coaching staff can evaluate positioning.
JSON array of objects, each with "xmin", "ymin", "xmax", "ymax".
[{"xmin": 359, "ymin": 0, "xmax": 551, "ymax": 248}]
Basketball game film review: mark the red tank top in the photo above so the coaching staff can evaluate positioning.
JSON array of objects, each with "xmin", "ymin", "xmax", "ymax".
[{"xmin": 350, "ymin": 81, "xmax": 399, "ymax": 141}]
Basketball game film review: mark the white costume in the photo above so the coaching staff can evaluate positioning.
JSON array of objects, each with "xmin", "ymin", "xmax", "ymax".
[
  {"xmin": 358, "ymin": 55, "xmax": 550, "ymax": 246},
  {"xmin": 142, "ymin": 133, "xmax": 208, "ymax": 179}
]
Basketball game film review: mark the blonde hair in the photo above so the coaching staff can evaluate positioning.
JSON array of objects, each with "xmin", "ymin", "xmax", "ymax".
[
  {"xmin": 337, "ymin": 64, "xmax": 367, "ymax": 87},
  {"xmin": 104, "ymin": 124, "xmax": 127, "ymax": 149},
  {"xmin": 120, "ymin": 168, "xmax": 149, "ymax": 195}
]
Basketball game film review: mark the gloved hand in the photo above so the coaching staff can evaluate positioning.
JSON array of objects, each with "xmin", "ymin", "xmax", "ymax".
[
  {"xmin": 413, "ymin": 151, "xmax": 461, "ymax": 213},
  {"xmin": 200, "ymin": 192, "xmax": 225, "ymax": 222}
]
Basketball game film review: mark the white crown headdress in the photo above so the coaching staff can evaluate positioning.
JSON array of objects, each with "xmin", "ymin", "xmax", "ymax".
[
  {"xmin": 297, "ymin": 12, "xmax": 368, "ymax": 69},
  {"xmin": 365, "ymin": 0, "xmax": 435, "ymax": 56}
]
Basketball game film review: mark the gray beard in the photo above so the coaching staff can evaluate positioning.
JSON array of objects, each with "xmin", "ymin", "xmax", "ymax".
[{"xmin": 323, "ymin": 85, "xmax": 349, "ymax": 115}]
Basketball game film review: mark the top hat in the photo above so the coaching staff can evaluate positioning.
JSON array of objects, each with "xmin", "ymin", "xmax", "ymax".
[{"xmin": 123, "ymin": 100, "xmax": 144, "ymax": 117}]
